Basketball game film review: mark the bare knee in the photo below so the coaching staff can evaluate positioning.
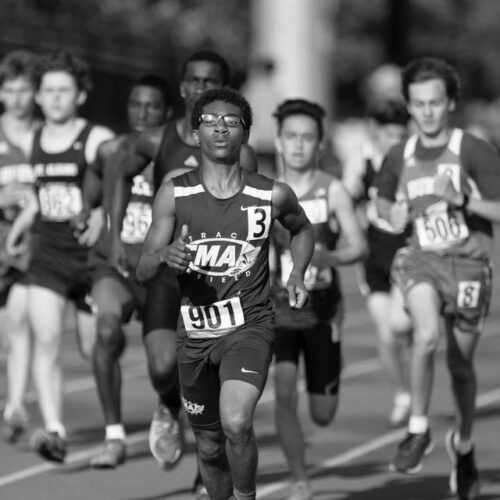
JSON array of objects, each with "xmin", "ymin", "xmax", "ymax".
[
  {"xmin": 221, "ymin": 408, "xmax": 253, "ymax": 444},
  {"xmin": 196, "ymin": 432, "xmax": 226, "ymax": 465},
  {"xmin": 96, "ymin": 314, "xmax": 125, "ymax": 355},
  {"xmin": 413, "ymin": 327, "xmax": 439, "ymax": 354}
]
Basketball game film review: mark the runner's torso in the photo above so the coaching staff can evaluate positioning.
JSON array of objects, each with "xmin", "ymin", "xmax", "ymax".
[{"xmin": 173, "ymin": 169, "xmax": 274, "ymax": 338}]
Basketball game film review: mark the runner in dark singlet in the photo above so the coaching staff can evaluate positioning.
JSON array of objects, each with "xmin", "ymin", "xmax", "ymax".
[
  {"xmin": 136, "ymin": 88, "xmax": 314, "ymax": 500},
  {"xmin": 79, "ymin": 75, "xmax": 173, "ymax": 468},
  {"xmin": 10, "ymin": 51, "xmax": 114, "ymax": 463},
  {"xmin": 109, "ymin": 52, "xmax": 257, "ymax": 497},
  {"xmin": 271, "ymin": 99, "xmax": 366, "ymax": 500}
]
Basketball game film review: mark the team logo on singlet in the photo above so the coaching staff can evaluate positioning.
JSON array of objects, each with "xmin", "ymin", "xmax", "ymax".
[{"xmin": 186, "ymin": 238, "xmax": 261, "ymax": 277}]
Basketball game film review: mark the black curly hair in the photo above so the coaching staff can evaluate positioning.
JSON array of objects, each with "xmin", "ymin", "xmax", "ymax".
[{"xmin": 191, "ymin": 88, "xmax": 252, "ymax": 131}]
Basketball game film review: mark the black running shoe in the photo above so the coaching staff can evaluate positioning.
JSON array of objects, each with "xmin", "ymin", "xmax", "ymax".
[
  {"xmin": 445, "ymin": 429, "xmax": 480, "ymax": 500},
  {"xmin": 389, "ymin": 429, "xmax": 434, "ymax": 474},
  {"xmin": 30, "ymin": 428, "xmax": 66, "ymax": 463}
]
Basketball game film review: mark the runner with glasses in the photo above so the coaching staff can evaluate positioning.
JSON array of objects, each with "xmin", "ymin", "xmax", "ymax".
[{"xmin": 137, "ymin": 87, "xmax": 314, "ymax": 500}]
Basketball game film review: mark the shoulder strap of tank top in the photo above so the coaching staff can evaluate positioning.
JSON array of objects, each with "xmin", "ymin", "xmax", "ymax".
[
  {"xmin": 74, "ymin": 121, "xmax": 94, "ymax": 145},
  {"xmin": 448, "ymin": 128, "xmax": 463, "ymax": 156},
  {"xmin": 403, "ymin": 134, "xmax": 418, "ymax": 160}
]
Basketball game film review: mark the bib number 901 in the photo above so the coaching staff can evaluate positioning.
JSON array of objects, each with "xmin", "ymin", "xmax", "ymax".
[{"xmin": 181, "ymin": 296, "xmax": 245, "ymax": 338}]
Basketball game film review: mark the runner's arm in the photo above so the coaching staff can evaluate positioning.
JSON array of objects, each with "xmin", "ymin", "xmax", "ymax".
[{"xmin": 273, "ymin": 180, "xmax": 314, "ymax": 308}]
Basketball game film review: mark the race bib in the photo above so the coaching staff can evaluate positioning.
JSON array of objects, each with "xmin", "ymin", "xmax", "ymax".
[
  {"xmin": 280, "ymin": 250, "xmax": 332, "ymax": 290},
  {"xmin": 38, "ymin": 183, "xmax": 82, "ymax": 221},
  {"xmin": 121, "ymin": 201, "xmax": 152, "ymax": 244},
  {"xmin": 181, "ymin": 296, "xmax": 245, "ymax": 338},
  {"xmin": 415, "ymin": 210, "xmax": 469, "ymax": 250}
]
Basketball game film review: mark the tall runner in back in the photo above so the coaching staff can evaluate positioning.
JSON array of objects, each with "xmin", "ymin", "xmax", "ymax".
[
  {"xmin": 109, "ymin": 52, "xmax": 257, "ymax": 497},
  {"xmin": 0, "ymin": 50, "xmax": 40, "ymax": 443},
  {"xmin": 137, "ymin": 87, "xmax": 314, "ymax": 500},
  {"xmin": 377, "ymin": 57, "xmax": 500, "ymax": 499},
  {"xmin": 12, "ymin": 51, "xmax": 114, "ymax": 463}
]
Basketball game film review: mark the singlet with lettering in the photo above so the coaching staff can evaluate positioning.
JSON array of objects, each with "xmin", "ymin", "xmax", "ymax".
[
  {"xmin": 32, "ymin": 122, "xmax": 93, "ymax": 246},
  {"xmin": 398, "ymin": 129, "xmax": 486, "ymax": 257},
  {"xmin": 0, "ymin": 122, "xmax": 35, "ymax": 272},
  {"xmin": 153, "ymin": 121, "xmax": 202, "ymax": 192},
  {"xmin": 173, "ymin": 169, "xmax": 274, "ymax": 339}
]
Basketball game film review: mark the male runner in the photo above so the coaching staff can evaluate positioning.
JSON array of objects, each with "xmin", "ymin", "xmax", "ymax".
[
  {"xmin": 11, "ymin": 51, "xmax": 114, "ymax": 463},
  {"xmin": 343, "ymin": 99, "xmax": 413, "ymax": 427},
  {"xmin": 137, "ymin": 87, "xmax": 314, "ymax": 500},
  {"xmin": 0, "ymin": 50, "xmax": 39, "ymax": 442},
  {"xmin": 271, "ymin": 99, "xmax": 367, "ymax": 500},
  {"xmin": 80, "ymin": 75, "xmax": 173, "ymax": 467},
  {"xmin": 110, "ymin": 52, "xmax": 256, "ymax": 496},
  {"xmin": 376, "ymin": 57, "xmax": 500, "ymax": 499}
]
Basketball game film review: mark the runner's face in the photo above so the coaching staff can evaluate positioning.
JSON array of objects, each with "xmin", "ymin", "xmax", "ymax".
[
  {"xmin": 0, "ymin": 76, "xmax": 36, "ymax": 119},
  {"xmin": 36, "ymin": 71, "xmax": 85, "ymax": 123},
  {"xmin": 194, "ymin": 100, "xmax": 248, "ymax": 163},
  {"xmin": 127, "ymin": 86, "xmax": 167, "ymax": 132},
  {"xmin": 277, "ymin": 114, "xmax": 320, "ymax": 171},
  {"xmin": 407, "ymin": 78, "xmax": 454, "ymax": 138},
  {"xmin": 180, "ymin": 61, "xmax": 224, "ymax": 109}
]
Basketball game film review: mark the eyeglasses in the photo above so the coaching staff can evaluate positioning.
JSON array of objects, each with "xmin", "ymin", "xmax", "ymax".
[{"xmin": 199, "ymin": 113, "xmax": 246, "ymax": 128}]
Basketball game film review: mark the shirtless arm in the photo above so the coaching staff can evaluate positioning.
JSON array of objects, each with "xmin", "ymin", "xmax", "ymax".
[{"xmin": 273, "ymin": 181, "xmax": 315, "ymax": 308}]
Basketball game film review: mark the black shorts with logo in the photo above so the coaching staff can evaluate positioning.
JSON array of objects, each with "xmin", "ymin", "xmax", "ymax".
[{"xmin": 177, "ymin": 323, "xmax": 274, "ymax": 431}]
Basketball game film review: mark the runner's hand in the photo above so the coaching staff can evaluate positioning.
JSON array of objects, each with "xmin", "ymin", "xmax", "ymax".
[
  {"xmin": 286, "ymin": 271, "xmax": 308, "ymax": 310},
  {"xmin": 160, "ymin": 224, "xmax": 192, "ymax": 272},
  {"xmin": 108, "ymin": 237, "xmax": 129, "ymax": 278},
  {"xmin": 434, "ymin": 173, "xmax": 463, "ymax": 206}
]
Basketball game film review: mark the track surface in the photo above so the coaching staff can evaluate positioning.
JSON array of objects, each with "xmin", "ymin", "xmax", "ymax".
[{"xmin": 1, "ymin": 236, "xmax": 499, "ymax": 500}]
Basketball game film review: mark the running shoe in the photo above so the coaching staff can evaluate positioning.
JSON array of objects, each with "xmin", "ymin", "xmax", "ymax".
[
  {"xmin": 445, "ymin": 429, "xmax": 480, "ymax": 500},
  {"xmin": 149, "ymin": 404, "xmax": 184, "ymax": 468},
  {"xmin": 89, "ymin": 439, "xmax": 126, "ymax": 469},
  {"xmin": 3, "ymin": 406, "xmax": 29, "ymax": 443},
  {"xmin": 287, "ymin": 481, "xmax": 313, "ymax": 500},
  {"xmin": 30, "ymin": 428, "xmax": 66, "ymax": 463},
  {"xmin": 389, "ymin": 429, "xmax": 434, "ymax": 474}
]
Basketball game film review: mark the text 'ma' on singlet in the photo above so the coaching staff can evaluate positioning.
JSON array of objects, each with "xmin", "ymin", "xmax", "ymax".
[{"xmin": 173, "ymin": 169, "xmax": 274, "ymax": 339}]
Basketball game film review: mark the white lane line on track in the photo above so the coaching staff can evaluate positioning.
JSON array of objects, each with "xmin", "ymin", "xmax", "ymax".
[
  {"xmin": 0, "ymin": 330, "xmax": 497, "ymax": 489},
  {"xmin": 256, "ymin": 385, "xmax": 500, "ymax": 498},
  {"xmin": 0, "ymin": 355, "xmax": 381, "ymax": 489}
]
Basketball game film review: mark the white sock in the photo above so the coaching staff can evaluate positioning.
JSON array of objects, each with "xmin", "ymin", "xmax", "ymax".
[
  {"xmin": 105, "ymin": 424, "xmax": 126, "ymax": 441},
  {"xmin": 46, "ymin": 421, "xmax": 66, "ymax": 439},
  {"xmin": 408, "ymin": 415, "xmax": 428, "ymax": 434},
  {"xmin": 232, "ymin": 488, "xmax": 256, "ymax": 500}
]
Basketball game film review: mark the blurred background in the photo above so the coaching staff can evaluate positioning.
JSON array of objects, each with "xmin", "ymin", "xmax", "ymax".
[{"xmin": 2, "ymin": 0, "xmax": 500, "ymax": 172}]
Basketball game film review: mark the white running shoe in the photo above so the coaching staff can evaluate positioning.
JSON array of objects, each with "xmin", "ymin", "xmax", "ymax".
[{"xmin": 149, "ymin": 404, "xmax": 184, "ymax": 468}]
